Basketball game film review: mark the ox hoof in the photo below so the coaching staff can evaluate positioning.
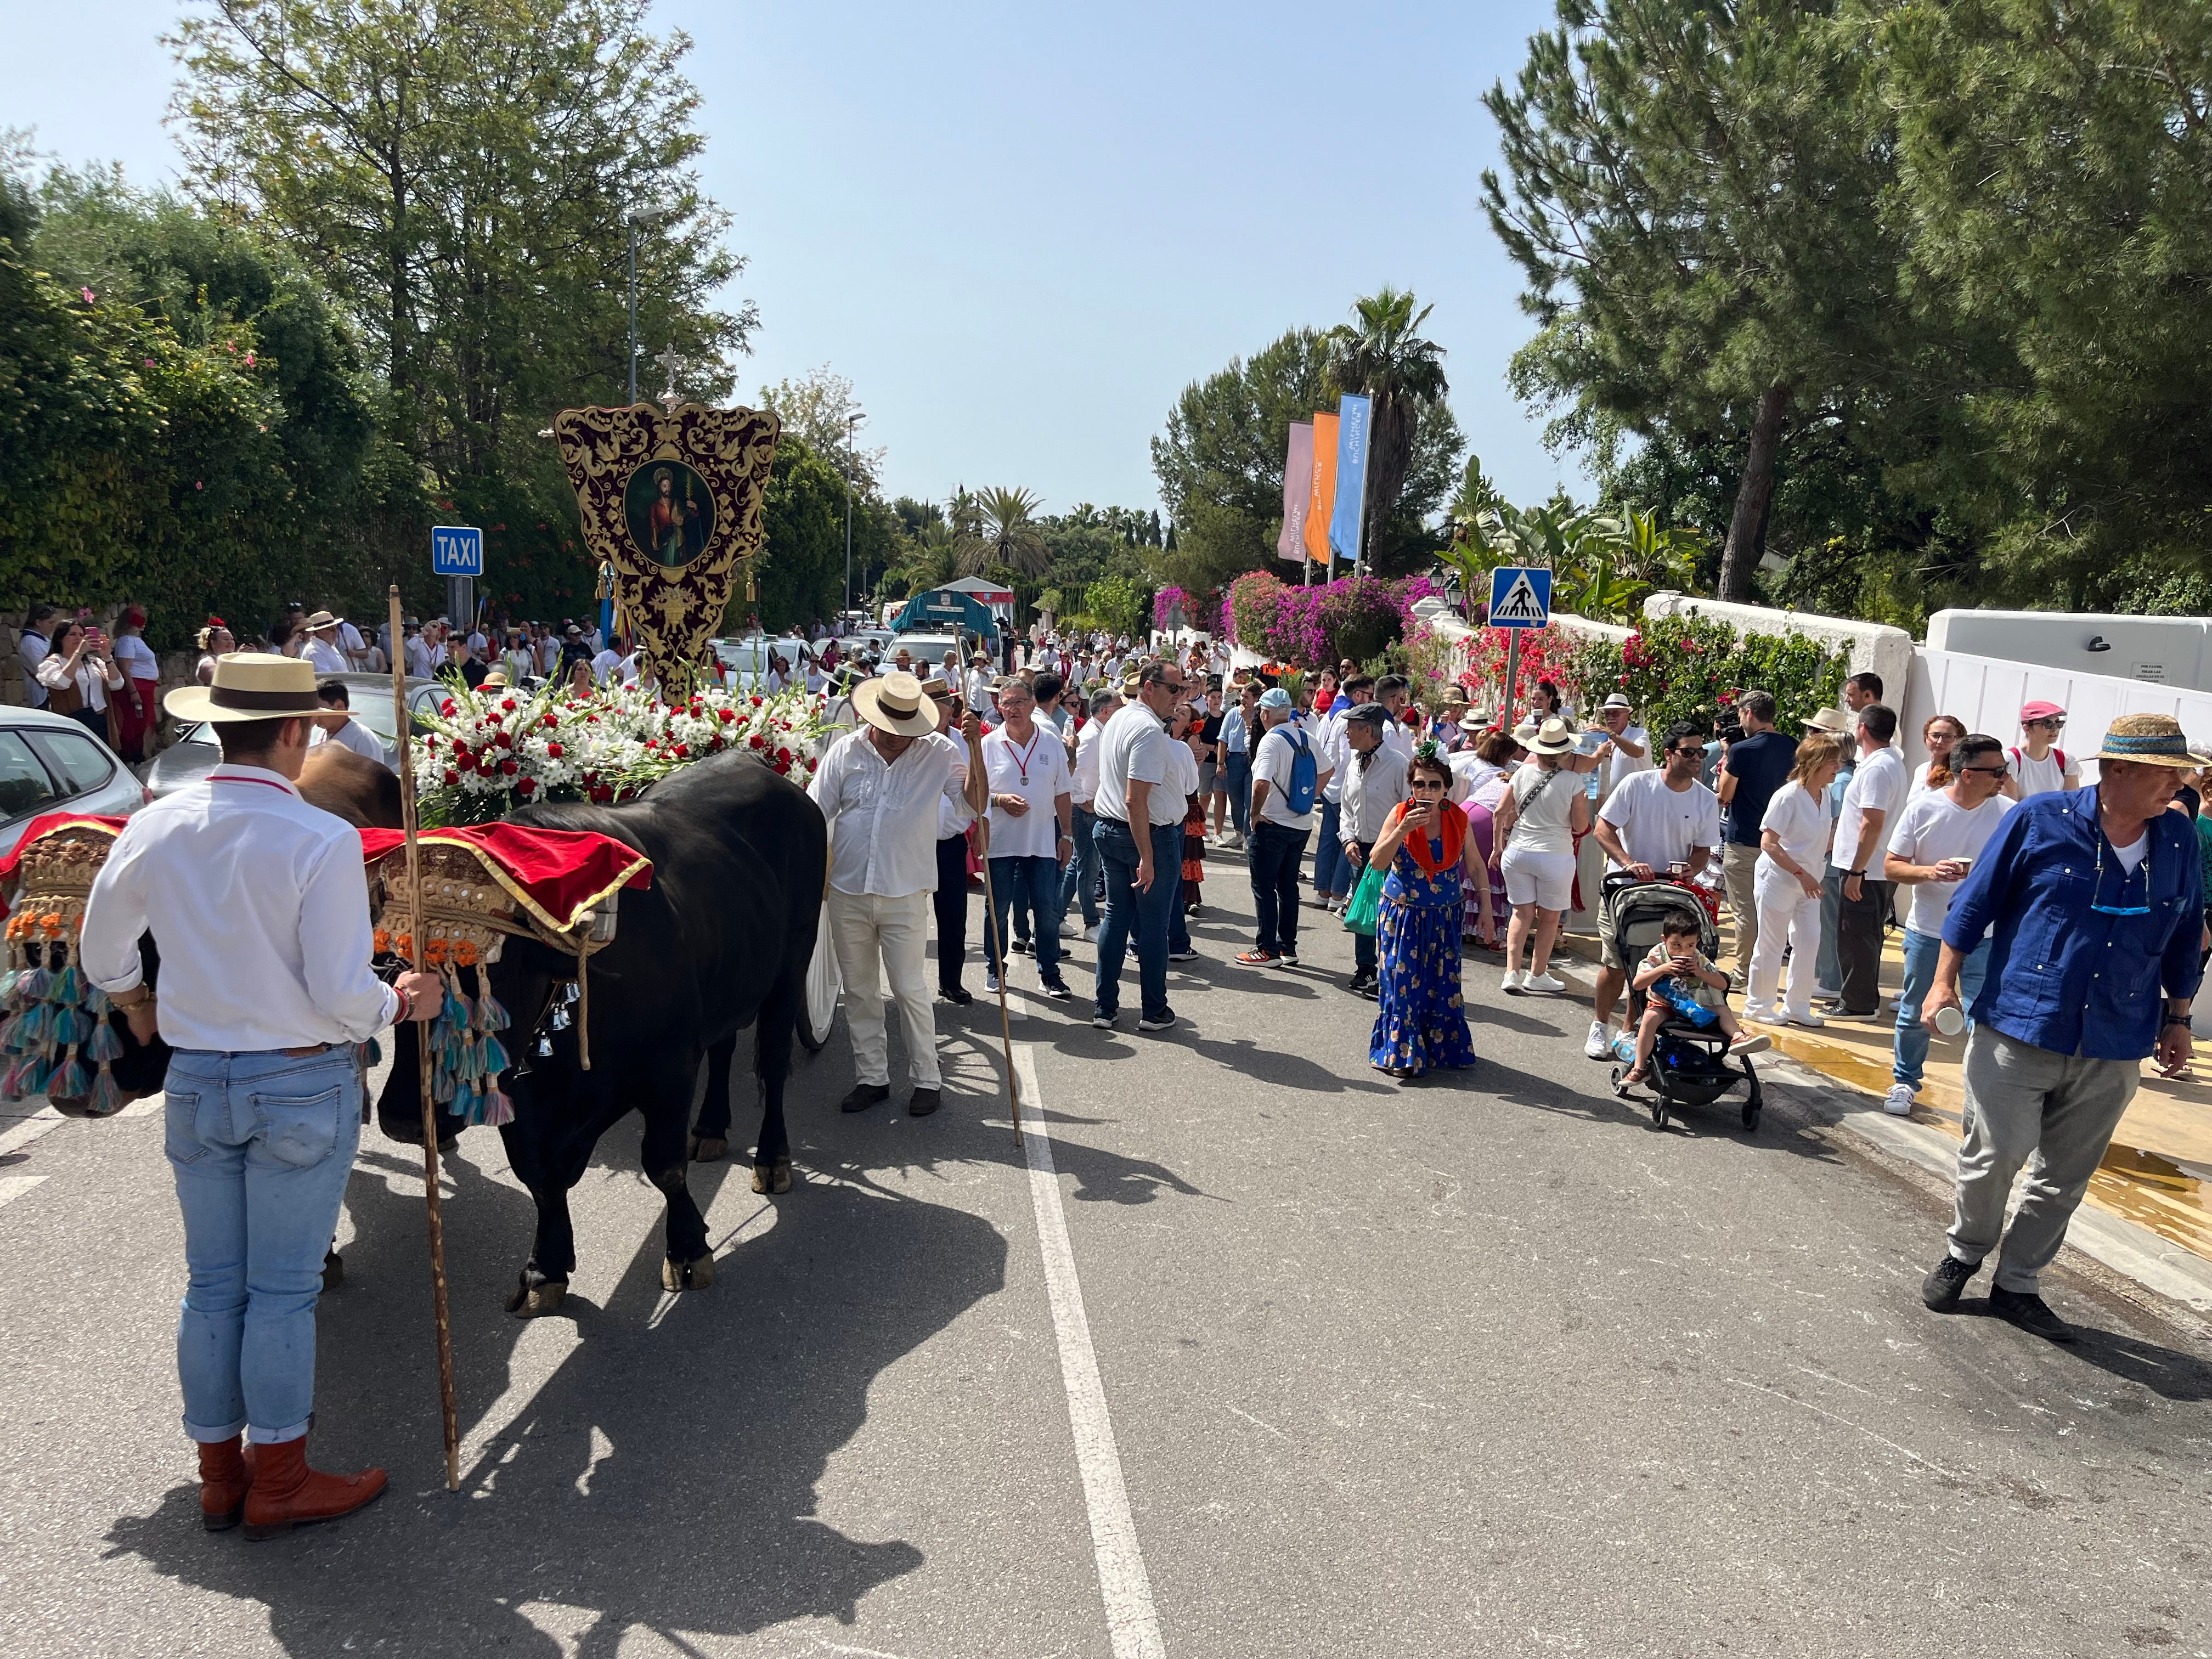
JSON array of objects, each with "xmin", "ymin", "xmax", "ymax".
[
  {"xmin": 752, "ymin": 1159, "xmax": 793, "ymax": 1195},
  {"xmin": 505, "ymin": 1273, "xmax": 569, "ymax": 1318},
  {"xmin": 321, "ymin": 1250, "xmax": 345, "ymax": 1290},
  {"xmin": 661, "ymin": 1252, "xmax": 716, "ymax": 1293},
  {"xmin": 689, "ymin": 1133, "xmax": 727, "ymax": 1163}
]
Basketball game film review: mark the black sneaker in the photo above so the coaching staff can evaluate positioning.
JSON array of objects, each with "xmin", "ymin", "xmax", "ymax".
[
  {"xmin": 1990, "ymin": 1286, "xmax": 2076, "ymax": 1343},
  {"xmin": 1091, "ymin": 1008, "xmax": 1118, "ymax": 1030},
  {"xmin": 1279, "ymin": 949, "xmax": 1299, "ymax": 967},
  {"xmin": 1920, "ymin": 1253, "xmax": 1980, "ymax": 1311},
  {"xmin": 940, "ymin": 986, "xmax": 973, "ymax": 1006},
  {"xmin": 1010, "ymin": 938, "xmax": 1032, "ymax": 956},
  {"xmin": 840, "ymin": 1082, "xmax": 891, "ymax": 1115},
  {"xmin": 906, "ymin": 1087, "xmax": 941, "ymax": 1118},
  {"xmin": 1167, "ymin": 947, "xmax": 1199, "ymax": 962},
  {"xmin": 1137, "ymin": 1008, "xmax": 1177, "ymax": 1032},
  {"xmin": 1041, "ymin": 980, "xmax": 1074, "ymax": 1002}
]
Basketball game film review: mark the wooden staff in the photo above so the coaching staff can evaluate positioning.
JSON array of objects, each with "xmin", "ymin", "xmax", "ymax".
[
  {"xmin": 974, "ymin": 814, "xmax": 1022, "ymax": 1147},
  {"xmin": 390, "ymin": 586, "xmax": 460, "ymax": 1491}
]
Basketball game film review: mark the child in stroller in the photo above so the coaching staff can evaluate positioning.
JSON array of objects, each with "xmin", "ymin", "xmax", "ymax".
[{"xmin": 1621, "ymin": 912, "xmax": 1767, "ymax": 1087}]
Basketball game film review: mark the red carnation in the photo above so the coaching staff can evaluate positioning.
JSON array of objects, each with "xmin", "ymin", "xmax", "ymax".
[
  {"xmin": 546, "ymin": 742, "xmax": 563, "ymax": 758},
  {"xmin": 776, "ymin": 747, "xmax": 791, "ymax": 765},
  {"xmin": 500, "ymin": 759, "xmax": 518, "ymax": 776},
  {"xmin": 495, "ymin": 732, "xmax": 514, "ymax": 748},
  {"xmin": 516, "ymin": 777, "xmax": 537, "ymax": 795},
  {"xmin": 751, "ymin": 696, "xmax": 763, "ymax": 708},
  {"xmin": 501, "ymin": 698, "xmax": 516, "ymax": 712},
  {"xmin": 441, "ymin": 701, "xmax": 456, "ymax": 716},
  {"xmin": 543, "ymin": 713, "xmax": 557, "ymax": 728},
  {"xmin": 749, "ymin": 733, "xmax": 765, "ymax": 748},
  {"xmin": 444, "ymin": 769, "xmax": 460, "ymax": 785},
  {"xmin": 674, "ymin": 743, "xmax": 690, "ymax": 758},
  {"xmin": 716, "ymin": 708, "xmax": 733, "ymax": 723}
]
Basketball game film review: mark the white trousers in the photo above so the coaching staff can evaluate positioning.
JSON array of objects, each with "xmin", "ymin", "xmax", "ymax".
[
  {"xmin": 828, "ymin": 888, "xmax": 939, "ymax": 1088},
  {"xmin": 1746, "ymin": 860, "xmax": 1824, "ymax": 1020}
]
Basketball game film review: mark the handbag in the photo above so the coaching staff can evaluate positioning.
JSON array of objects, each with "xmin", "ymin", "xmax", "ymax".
[{"xmin": 1341, "ymin": 861, "xmax": 1386, "ymax": 937}]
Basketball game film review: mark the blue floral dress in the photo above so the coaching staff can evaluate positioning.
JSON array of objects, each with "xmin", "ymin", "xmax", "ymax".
[{"xmin": 1369, "ymin": 832, "xmax": 1477, "ymax": 1075}]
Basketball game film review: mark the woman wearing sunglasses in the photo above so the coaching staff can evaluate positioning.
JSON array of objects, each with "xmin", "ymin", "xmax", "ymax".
[{"xmin": 1363, "ymin": 745, "xmax": 1481, "ymax": 1079}]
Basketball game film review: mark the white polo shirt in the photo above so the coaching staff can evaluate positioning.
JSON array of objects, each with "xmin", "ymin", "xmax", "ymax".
[
  {"xmin": 982, "ymin": 723, "xmax": 1071, "ymax": 859},
  {"xmin": 1095, "ymin": 703, "xmax": 1181, "ymax": 827}
]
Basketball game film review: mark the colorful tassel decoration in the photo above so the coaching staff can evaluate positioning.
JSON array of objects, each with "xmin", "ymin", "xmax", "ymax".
[
  {"xmin": 83, "ymin": 985, "xmax": 111, "ymax": 1016},
  {"xmin": 88, "ymin": 1065, "xmax": 122, "ymax": 1117},
  {"xmin": 17, "ymin": 964, "xmax": 49, "ymax": 1003},
  {"xmin": 84, "ymin": 1018, "xmax": 122, "ymax": 1064},
  {"xmin": 48, "ymin": 1054, "xmax": 89, "ymax": 1099},
  {"xmin": 481, "ymin": 1088, "xmax": 514, "ymax": 1127}
]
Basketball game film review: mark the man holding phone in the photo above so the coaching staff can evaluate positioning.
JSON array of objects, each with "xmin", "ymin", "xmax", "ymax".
[{"xmin": 1882, "ymin": 733, "xmax": 2013, "ymax": 1115}]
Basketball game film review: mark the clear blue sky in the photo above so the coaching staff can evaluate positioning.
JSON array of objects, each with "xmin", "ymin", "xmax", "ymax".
[{"xmin": 2, "ymin": 0, "xmax": 1588, "ymax": 518}]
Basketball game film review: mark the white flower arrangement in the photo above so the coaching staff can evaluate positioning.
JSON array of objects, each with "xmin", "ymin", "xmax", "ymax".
[{"xmin": 411, "ymin": 677, "xmax": 828, "ymax": 827}]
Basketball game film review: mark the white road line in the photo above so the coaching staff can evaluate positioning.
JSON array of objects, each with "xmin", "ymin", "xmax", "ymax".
[
  {"xmin": 0, "ymin": 1106, "xmax": 65, "ymax": 1159},
  {"xmin": 0, "ymin": 1175, "xmax": 48, "ymax": 1211},
  {"xmin": 1012, "ymin": 1045, "xmax": 1166, "ymax": 1659}
]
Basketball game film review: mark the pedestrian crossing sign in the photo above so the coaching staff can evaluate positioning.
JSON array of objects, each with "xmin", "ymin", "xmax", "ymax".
[{"xmin": 1488, "ymin": 566, "xmax": 1551, "ymax": 629}]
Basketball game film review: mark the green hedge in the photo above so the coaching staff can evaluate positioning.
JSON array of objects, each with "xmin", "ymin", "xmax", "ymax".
[{"xmin": 1561, "ymin": 611, "xmax": 1847, "ymax": 737}]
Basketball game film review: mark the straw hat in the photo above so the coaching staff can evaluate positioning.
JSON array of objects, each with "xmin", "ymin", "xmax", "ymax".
[
  {"xmin": 165, "ymin": 652, "xmax": 325, "ymax": 723},
  {"xmin": 302, "ymin": 609, "xmax": 345, "ymax": 631},
  {"xmin": 851, "ymin": 670, "xmax": 942, "ymax": 738},
  {"xmin": 2096, "ymin": 713, "xmax": 2210, "ymax": 770},
  {"xmin": 1527, "ymin": 716, "xmax": 1579, "ymax": 756},
  {"xmin": 1511, "ymin": 717, "xmax": 1542, "ymax": 746},
  {"xmin": 1805, "ymin": 707, "xmax": 1853, "ymax": 735},
  {"xmin": 1458, "ymin": 707, "xmax": 1494, "ymax": 732},
  {"xmin": 480, "ymin": 667, "xmax": 511, "ymax": 690}
]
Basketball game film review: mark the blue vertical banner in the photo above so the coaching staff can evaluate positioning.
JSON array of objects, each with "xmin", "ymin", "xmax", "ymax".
[{"xmin": 1328, "ymin": 393, "xmax": 1371, "ymax": 567}]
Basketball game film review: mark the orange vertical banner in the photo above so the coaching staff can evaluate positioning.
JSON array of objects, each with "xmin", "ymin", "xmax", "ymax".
[{"xmin": 1304, "ymin": 411, "xmax": 1339, "ymax": 566}]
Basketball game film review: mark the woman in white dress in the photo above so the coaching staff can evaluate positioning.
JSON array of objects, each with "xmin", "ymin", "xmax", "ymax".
[{"xmin": 1745, "ymin": 736, "xmax": 1847, "ymax": 1026}]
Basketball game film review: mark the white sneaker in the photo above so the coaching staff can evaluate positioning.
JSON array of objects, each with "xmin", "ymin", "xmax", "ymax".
[
  {"xmin": 1583, "ymin": 1020, "xmax": 1615, "ymax": 1060},
  {"xmin": 1500, "ymin": 969, "xmax": 1528, "ymax": 994},
  {"xmin": 1882, "ymin": 1083, "xmax": 1916, "ymax": 1116},
  {"xmin": 1524, "ymin": 972, "xmax": 1567, "ymax": 994},
  {"xmin": 1783, "ymin": 1009, "xmax": 1826, "ymax": 1028},
  {"xmin": 1060, "ymin": 920, "xmax": 1077, "ymax": 938},
  {"xmin": 1729, "ymin": 1033, "xmax": 1771, "ymax": 1057},
  {"xmin": 1081, "ymin": 925, "xmax": 1100, "ymax": 943}
]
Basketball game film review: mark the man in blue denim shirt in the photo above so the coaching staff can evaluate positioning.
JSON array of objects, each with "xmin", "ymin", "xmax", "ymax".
[{"xmin": 1918, "ymin": 715, "xmax": 2204, "ymax": 1341}]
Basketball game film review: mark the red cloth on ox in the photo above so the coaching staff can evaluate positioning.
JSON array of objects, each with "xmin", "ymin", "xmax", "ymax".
[
  {"xmin": 0, "ymin": 814, "xmax": 127, "ymax": 882},
  {"xmin": 356, "ymin": 822, "xmax": 652, "ymax": 934}
]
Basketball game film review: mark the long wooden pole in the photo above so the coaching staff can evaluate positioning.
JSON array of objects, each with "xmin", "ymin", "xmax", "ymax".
[
  {"xmin": 390, "ymin": 586, "xmax": 460, "ymax": 1491},
  {"xmin": 975, "ymin": 816, "xmax": 1023, "ymax": 1147}
]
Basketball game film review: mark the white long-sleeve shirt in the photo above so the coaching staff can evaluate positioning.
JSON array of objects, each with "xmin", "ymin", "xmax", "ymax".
[
  {"xmin": 80, "ymin": 764, "xmax": 400, "ymax": 1051},
  {"xmin": 809, "ymin": 729, "xmax": 971, "ymax": 898}
]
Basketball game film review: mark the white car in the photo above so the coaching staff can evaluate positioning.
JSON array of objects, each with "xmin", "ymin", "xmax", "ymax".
[
  {"xmin": 710, "ymin": 636, "xmax": 810, "ymax": 686},
  {"xmin": 0, "ymin": 707, "xmax": 146, "ymax": 857}
]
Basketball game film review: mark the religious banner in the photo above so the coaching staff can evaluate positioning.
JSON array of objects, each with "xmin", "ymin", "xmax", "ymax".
[
  {"xmin": 1277, "ymin": 421, "xmax": 1314, "ymax": 563},
  {"xmin": 552, "ymin": 402, "xmax": 781, "ymax": 693},
  {"xmin": 1329, "ymin": 393, "xmax": 1371, "ymax": 567},
  {"xmin": 1304, "ymin": 410, "xmax": 1340, "ymax": 567}
]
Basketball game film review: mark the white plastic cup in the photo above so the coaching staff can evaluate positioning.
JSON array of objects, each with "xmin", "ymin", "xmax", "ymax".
[{"xmin": 1932, "ymin": 1005, "xmax": 1966, "ymax": 1037}]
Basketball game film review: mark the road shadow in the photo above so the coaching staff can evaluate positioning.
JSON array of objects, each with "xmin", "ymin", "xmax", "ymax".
[
  {"xmin": 1943, "ymin": 1302, "xmax": 2212, "ymax": 1402},
  {"xmin": 103, "ymin": 1087, "xmax": 1009, "ymax": 1656}
]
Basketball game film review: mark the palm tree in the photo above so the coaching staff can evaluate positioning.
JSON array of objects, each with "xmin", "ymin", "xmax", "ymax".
[
  {"xmin": 1326, "ymin": 287, "xmax": 1449, "ymax": 565},
  {"xmin": 957, "ymin": 485, "xmax": 1051, "ymax": 576}
]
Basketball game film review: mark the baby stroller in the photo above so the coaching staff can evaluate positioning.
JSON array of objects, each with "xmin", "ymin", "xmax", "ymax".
[{"xmin": 1598, "ymin": 875, "xmax": 1764, "ymax": 1132}]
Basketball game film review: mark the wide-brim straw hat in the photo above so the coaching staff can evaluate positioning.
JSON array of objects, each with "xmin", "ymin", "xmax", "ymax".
[
  {"xmin": 1805, "ymin": 707, "xmax": 1853, "ymax": 735},
  {"xmin": 2096, "ymin": 713, "xmax": 2211, "ymax": 770},
  {"xmin": 1458, "ymin": 708, "xmax": 1494, "ymax": 732},
  {"xmin": 302, "ymin": 609, "xmax": 344, "ymax": 631},
  {"xmin": 481, "ymin": 667, "xmax": 511, "ymax": 690},
  {"xmin": 1527, "ymin": 715, "xmax": 1579, "ymax": 756},
  {"xmin": 1511, "ymin": 718, "xmax": 1542, "ymax": 746},
  {"xmin": 852, "ymin": 670, "xmax": 942, "ymax": 737},
  {"xmin": 165, "ymin": 652, "xmax": 325, "ymax": 723}
]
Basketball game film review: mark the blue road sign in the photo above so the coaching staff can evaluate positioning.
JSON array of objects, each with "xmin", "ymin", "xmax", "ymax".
[
  {"xmin": 1488, "ymin": 565, "xmax": 1552, "ymax": 629},
  {"xmin": 431, "ymin": 524, "xmax": 484, "ymax": 577}
]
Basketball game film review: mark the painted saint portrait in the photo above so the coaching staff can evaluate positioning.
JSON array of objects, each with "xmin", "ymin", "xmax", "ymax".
[{"xmin": 623, "ymin": 460, "xmax": 715, "ymax": 568}]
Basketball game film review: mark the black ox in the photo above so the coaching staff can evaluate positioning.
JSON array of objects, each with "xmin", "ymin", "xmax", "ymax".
[{"xmin": 378, "ymin": 750, "xmax": 827, "ymax": 1315}]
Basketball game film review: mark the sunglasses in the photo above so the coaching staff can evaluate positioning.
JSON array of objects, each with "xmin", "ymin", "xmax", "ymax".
[
  {"xmin": 1960, "ymin": 763, "xmax": 2008, "ymax": 777},
  {"xmin": 1411, "ymin": 779, "xmax": 1448, "ymax": 791}
]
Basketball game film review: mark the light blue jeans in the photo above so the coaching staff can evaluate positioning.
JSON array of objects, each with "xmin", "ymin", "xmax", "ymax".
[
  {"xmin": 1892, "ymin": 928, "xmax": 1989, "ymax": 1092},
  {"xmin": 165, "ymin": 1047, "xmax": 362, "ymax": 1444}
]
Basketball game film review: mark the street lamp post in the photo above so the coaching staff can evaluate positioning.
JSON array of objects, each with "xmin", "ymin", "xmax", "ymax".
[
  {"xmin": 624, "ymin": 207, "xmax": 673, "ymax": 407},
  {"xmin": 842, "ymin": 410, "xmax": 863, "ymax": 616}
]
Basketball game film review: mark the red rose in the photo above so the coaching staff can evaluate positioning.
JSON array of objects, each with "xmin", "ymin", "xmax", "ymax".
[
  {"xmin": 674, "ymin": 743, "xmax": 690, "ymax": 758},
  {"xmin": 749, "ymin": 733, "xmax": 765, "ymax": 748},
  {"xmin": 516, "ymin": 776, "xmax": 537, "ymax": 795},
  {"xmin": 716, "ymin": 708, "xmax": 733, "ymax": 723},
  {"xmin": 501, "ymin": 698, "xmax": 516, "ymax": 712},
  {"xmin": 444, "ymin": 769, "xmax": 460, "ymax": 785},
  {"xmin": 496, "ymin": 731, "xmax": 514, "ymax": 748},
  {"xmin": 500, "ymin": 759, "xmax": 518, "ymax": 776},
  {"xmin": 441, "ymin": 701, "xmax": 456, "ymax": 716},
  {"xmin": 751, "ymin": 696, "xmax": 763, "ymax": 708},
  {"xmin": 776, "ymin": 747, "xmax": 791, "ymax": 765},
  {"xmin": 543, "ymin": 713, "xmax": 557, "ymax": 728},
  {"xmin": 546, "ymin": 742, "xmax": 563, "ymax": 758}
]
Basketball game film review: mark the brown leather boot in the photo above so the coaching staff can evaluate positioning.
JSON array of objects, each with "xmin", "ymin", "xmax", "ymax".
[
  {"xmin": 198, "ymin": 1436, "xmax": 252, "ymax": 1532},
  {"xmin": 242, "ymin": 1437, "xmax": 387, "ymax": 1541}
]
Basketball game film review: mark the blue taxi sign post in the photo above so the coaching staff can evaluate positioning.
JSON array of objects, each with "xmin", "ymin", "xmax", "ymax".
[
  {"xmin": 1487, "ymin": 566, "xmax": 1553, "ymax": 728},
  {"xmin": 431, "ymin": 526, "xmax": 483, "ymax": 640}
]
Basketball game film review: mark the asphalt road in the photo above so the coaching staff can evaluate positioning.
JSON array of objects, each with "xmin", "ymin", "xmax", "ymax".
[{"xmin": 3, "ymin": 853, "xmax": 2210, "ymax": 1658}]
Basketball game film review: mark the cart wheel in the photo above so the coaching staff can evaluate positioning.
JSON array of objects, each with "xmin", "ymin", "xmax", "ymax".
[
  {"xmin": 1741, "ymin": 1100, "xmax": 1761, "ymax": 1131},
  {"xmin": 1610, "ymin": 1064, "xmax": 1629, "ymax": 1100},
  {"xmin": 1649, "ymin": 1095, "xmax": 1668, "ymax": 1129}
]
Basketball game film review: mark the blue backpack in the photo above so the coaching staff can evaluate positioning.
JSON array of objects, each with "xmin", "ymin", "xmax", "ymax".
[{"xmin": 1281, "ymin": 727, "xmax": 1318, "ymax": 815}]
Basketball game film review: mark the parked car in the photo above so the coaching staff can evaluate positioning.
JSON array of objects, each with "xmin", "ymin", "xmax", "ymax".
[
  {"xmin": 0, "ymin": 707, "xmax": 146, "ymax": 857},
  {"xmin": 709, "ymin": 635, "xmax": 810, "ymax": 685},
  {"xmin": 146, "ymin": 672, "xmax": 444, "ymax": 802}
]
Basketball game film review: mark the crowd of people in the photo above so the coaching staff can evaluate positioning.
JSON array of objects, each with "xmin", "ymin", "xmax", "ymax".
[{"xmin": 806, "ymin": 633, "xmax": 2205, "ymax": 1348}]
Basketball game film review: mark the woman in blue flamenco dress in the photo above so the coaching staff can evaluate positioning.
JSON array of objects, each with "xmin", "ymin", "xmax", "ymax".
[{"xmin": 1364, "ymin": 744, "xmax": 1480, "ymax": 1079}]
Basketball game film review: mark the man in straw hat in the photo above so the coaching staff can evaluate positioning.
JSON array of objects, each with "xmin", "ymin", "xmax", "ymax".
[
  {"xmin": 298, "ymin": 610, "xmax": 349, "ymax": 676},
  {"xmin": 808, "ymin": 670, "xmax": 987, "ymax": 1117},
  {"xmin": 1918, "ymin": 713, "xmax": 2204, "ymax": 1341},
  {"xmin": 78, "ymin": 653, "xmax": 444, "ymax": 1537}
]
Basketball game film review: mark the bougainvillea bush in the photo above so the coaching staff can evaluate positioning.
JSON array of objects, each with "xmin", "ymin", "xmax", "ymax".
[
  {"xmin": 410, "ymin": 680, "xmax": 830, "ymax": 827},
  {"xmin": 1224, "ymin": 572, "xmax": 1436, "ymax": 667},
  {"xmin": 1560, "ymin": 612, "xmax": 1847, "ymax": 736}
]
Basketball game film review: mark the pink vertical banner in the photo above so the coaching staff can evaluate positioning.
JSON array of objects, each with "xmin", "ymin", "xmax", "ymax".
[{"xmin": 1277, "ymin": 421, "xmax": 1314, "ymax": 562}]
